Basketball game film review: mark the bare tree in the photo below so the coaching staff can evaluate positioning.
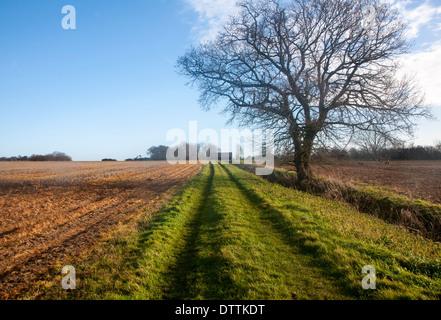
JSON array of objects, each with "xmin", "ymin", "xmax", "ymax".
[
  {"xmin": 147, "ymin": 145, "xmax": 169, "ymax": 160},
  {"xmin": 435, "ymin": 139, "xmax": 441, "ymax": 152},
  {"xmin": 177, "ymin": 0, "xmax": 431, "ymax": 185},
  {"xmin": 354, "ymin": 130, "xmax": 402, "ymax": 160}
]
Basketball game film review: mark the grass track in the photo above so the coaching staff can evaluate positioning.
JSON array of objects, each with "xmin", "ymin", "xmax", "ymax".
[
  {"xmin": 164, "ymin": 163, "xmax": 348, "ymax": 299},
  {"xmin": 29, "ymin": 164, "xmax": 441, "ymax": 300}
]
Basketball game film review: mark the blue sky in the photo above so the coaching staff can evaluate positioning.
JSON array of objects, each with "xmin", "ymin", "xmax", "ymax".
[{"xmin": 0, "ymin": 0, "xmax": 440, "ymax": 161}]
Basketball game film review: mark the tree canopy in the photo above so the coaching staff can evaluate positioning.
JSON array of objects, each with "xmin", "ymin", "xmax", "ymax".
[{"xmin": 177, "ymin": 0, "xmax": 432, "ymax": 184}]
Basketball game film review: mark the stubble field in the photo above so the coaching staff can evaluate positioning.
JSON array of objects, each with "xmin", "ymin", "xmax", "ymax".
[{"xmin": 0, "ymin": 161, "xmax": 202, "ymax": 299}]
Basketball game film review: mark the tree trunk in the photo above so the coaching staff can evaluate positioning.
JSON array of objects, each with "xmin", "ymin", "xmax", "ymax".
[{"xmin": 293, "ymin": 131, "xmax": 315, "ymax": 189}]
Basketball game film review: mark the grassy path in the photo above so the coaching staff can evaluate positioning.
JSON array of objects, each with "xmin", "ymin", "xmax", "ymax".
[
  {"xmin": 31, "ymin": 163, "xmax": 441, "ymax": 300},
  {"xmin": 164, "ymin": 163, "xmax": 347, "ymax": 299}
]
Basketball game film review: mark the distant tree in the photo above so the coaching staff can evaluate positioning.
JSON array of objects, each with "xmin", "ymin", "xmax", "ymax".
[
  {"xmin": 170, "ymin": 142, "xmax": 213, "ymax": 161},
  {"xmin": 199, "ymin": 142, "xmax": 219, "ymax": 160},
  {"xmin": 354, "ymin": 131, "xmax": 402, "ymax": 160},
  {"xmin": 147, "ymin": 145, "xmax": 169, "ymax": 161},
  {"xmin": 177, "ymin": 0, "xmax": 432, "ymax": 185},
  {"xmin": 51, "ymin": 151, "xmax": 72, "ymax": 161},
  {"xmin": 435, "ymin": 140, "xmax": 441, "ymax": 152},
  {"xmin": 29, "ymin": 152, "xmax": 72, "ymax": 161}
]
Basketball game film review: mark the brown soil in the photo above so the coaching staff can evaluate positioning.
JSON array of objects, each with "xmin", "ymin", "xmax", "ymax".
[
  {"xmin": 0, "ymin": 161, "xmax": 201, "ymax": 299},
  {"xmin": 280, "ymin": 160, "xmax": 441, "ymax": 204}
]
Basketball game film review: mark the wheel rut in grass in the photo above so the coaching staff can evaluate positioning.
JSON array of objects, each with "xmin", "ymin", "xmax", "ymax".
[
  {"xmin": 163, "ymin": 163, "xmax": 241, "ymax": 299},
  {"xmin": 219, "ymin": 164, "xmax": 355, "ymax": 298},
  {"xmin": 151, "ymin": 163, "xmax": 352, "ymax": 299},
  {"xmin": 167, "ymin": 163, "xmax": 214, "ymax": 298},
  {"xmin": 27, "ymin": 163, "xmax": 441, "ymax": 300}
]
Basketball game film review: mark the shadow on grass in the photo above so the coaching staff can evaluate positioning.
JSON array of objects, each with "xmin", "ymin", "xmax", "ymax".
[
  {"xmin": 236, "ymin": 164, "xmax": 441, "ymax": 242},
  {"xmin": 221, "ymin": 164, "xmax": 364, "ymax": 298},
  {"xmin": 162, "ymin": 163, "xmax": 247, "ymax": 300}
]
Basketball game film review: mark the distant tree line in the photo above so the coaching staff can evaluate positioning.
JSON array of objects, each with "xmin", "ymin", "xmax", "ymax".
[
  {"xmin": 126, "ymin": 143, "xmax": 220, "ymax": 162},
  {"xmin": 147, "ymin": 145, "xmax": 169, "ymax": 161},
  {"xmin": 0, "ymin": 152, "xmax": 72, "ymax": 162},
  {"xmin": 124, "ymin": 146, "xmax": 169, "ymax": 161},
  {"xmin": 311, "ymin": 144, "xmax": 441, "ymax": 162},
  {"xmin": 125, "ymin": 155, "xmax": 152, "ymax": 161}
]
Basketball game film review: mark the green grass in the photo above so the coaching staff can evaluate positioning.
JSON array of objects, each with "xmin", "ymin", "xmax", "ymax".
[
  {"xmin": 27, "ymin": 164, "xmax": 441, "ymax": 300},
  {"xmin": 237, "ymin": 164, "xmax": 441, "ymax": 242}
]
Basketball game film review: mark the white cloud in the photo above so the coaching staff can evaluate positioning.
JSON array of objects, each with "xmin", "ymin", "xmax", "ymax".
[
  {"xmin": 183, "ymin": 0, "xmax": 441, "ymax": 107},
  {"xmin": 387, "ymin": 0, "xmax": 441, "ymax": 39},
  {"xmin": 185, "ymin": 0, "xmax": 441, "ymax": 41},
  {"xmin": 182, "ymin": 0, "xmax": 239, "ymax": 41},
  {"xmin": 398, "ymin": 40, "xmax": 441, "ymax": 106},
  {"xmin": 403, "ymin": 3, "xmax": 441, "ymax": 39}
]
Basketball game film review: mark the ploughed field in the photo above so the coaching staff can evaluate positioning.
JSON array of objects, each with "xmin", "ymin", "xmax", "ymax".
[
  {"xmin": 307, "ymin": 161, "xmax": 441, "ymax": 204},
  {"xmin": 34, "ymin": 164, "xmax": 441, "ymax": 300},
  {"xmin": 0, "ymin": 161, "xmax": 201, "ymax": 299}
]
